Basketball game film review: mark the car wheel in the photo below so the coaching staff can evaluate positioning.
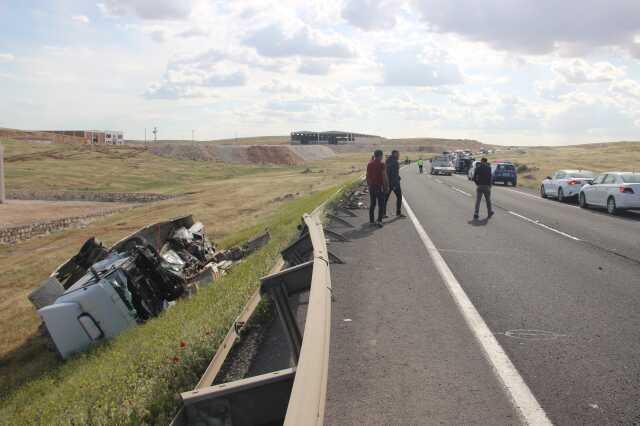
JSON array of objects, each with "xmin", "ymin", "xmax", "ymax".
[
  {"xmin": 540, "ymin": 185, "xmax": 547, "ymax": 198},
  {"xmin": 607, "ymin": 196, "xmax": 618, "ymax": 215},
  {"xmin": 512, "ymin": 180, "xmax": 517, "ymax": 187},
  {"xmin": 579, "ymin": 193, "xmax": 588, "ymax": 209},
  {"xmin": 558, "ymin": 187, "xmax": 565, "ymax": 202}
]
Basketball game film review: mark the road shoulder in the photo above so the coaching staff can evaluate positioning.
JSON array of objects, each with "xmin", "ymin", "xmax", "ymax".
[{"xmin": 324, "ymin": 206, "xmax": 519, "ymax": 425}]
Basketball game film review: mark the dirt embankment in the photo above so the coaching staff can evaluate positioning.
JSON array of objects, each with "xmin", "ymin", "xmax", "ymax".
[{"xmin": 149, "ymin": 143, "xmax": 335, "ymax": 165}]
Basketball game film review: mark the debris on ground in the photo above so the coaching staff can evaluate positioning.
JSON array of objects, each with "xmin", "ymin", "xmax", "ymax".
[
  {"xmin": 28, "ymin": 215, "xmax": 270, "ymax": 359},
  {"xmin": 337, "ymin": 181, "xmax": 369, "ymax": 209}
]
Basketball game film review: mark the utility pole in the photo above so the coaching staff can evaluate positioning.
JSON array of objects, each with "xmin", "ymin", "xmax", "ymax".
[
  {"xmin": 152, "ymin": 127, "xmax": 158, "ymax": 143},
  {"xmin": 0, "ymin": 143, "xmax": 5, "ymax": 204},
  {"xmin": 192, "ymin": 129, "xmax": 194, "ymax": 143},
  {"xmin": 144, "ymin": 128, "xmax": 147, "ymax": 144}
]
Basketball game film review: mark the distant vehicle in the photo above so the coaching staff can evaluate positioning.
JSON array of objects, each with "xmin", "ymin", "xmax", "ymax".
[
  {"xmin": 540, "ymin": 170, "xmax": 595, "ymax": 201},
  {"xmin": 491, "ymin": 162, "xmax": 517, "ymax": 186},
  {"xmin": 468, "ymin": 160, "xmax": 480, "ymax": 180},
  {"xmin": 431, "ymin": 157, "xmax": 455, "ymax": 176},
  {"xmin": 456, "ymin": 157, "xmax": 474, "ymax": 174},
  {"xmin": 579, "ymin": 172, "xmax": 640, "ymax": 214}
]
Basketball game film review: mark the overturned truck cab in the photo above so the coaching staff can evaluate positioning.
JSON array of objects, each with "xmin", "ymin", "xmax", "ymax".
[{"xmin": 31, "ymin": 216, "xmax": 218, "ymax": 359}]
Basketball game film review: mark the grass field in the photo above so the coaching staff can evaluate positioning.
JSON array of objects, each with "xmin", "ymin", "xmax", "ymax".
[
  {"xmin": 0, "ymin": 138, "xmax": 368, "ymax": 400},
  {"xmin": 488, "ymin": 141, "xmax": 640, "ymax": 190},
  {"xmin": 0, "ymin": 187, "xmax": 348, "ymax": 424}
]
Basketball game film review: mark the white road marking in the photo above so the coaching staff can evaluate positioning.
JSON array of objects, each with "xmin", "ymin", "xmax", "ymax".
[
  {"xmin": 403, "ymin": 199, "xmax": 552, "ymax": 426},
  {"xmin": 508, "ymin": 211, "xmax": 582, "ymax": 241},
  {"xmin": 451, "ymin": 186, "xmax": 472, "ymax": 197}
]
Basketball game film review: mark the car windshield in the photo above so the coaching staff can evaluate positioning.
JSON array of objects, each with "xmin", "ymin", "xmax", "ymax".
[
  {"xmin": 496, "ymin": 164, "xmax": 514, "ymax": 171},
  {"xmin": 433, "ymin": 160, "xmax": 450, "ymax": 166},
  {"xmin": 568, "ymin": 172, "xmax": 594, "ymax": 178},
  {"xmin": 621, "ymin": 174, "xmax": 640, "ymax": 183}
]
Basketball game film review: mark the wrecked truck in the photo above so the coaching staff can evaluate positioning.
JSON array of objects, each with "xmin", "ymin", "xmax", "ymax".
[{"xmin": 28, "ymin": 215, "xmax": 269, "ymax": 359}]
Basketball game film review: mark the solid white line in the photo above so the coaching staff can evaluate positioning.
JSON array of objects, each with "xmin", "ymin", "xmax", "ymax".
[
  {"xmin": 508, "ymin": 211, "xmax": 582, "ymax": 241},
  {"xmin": 451, "ymin": 186, "xmax": 472, "ymax": 197},
  {"xmin": 403, "ymin": 199, "xmax": 552, "ymax": 426}
]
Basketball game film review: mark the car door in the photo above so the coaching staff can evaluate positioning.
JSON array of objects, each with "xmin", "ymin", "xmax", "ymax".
[
  {"xmin": 601, "ymin": 174, "xmax": 619, "ymax": 204},
  {"xmin": 552, "ymin": 171, "xmax": 565, "ymax": 196},
  {"xmin": 584, "ymin": 174, "xmax": 604, "ymax": 205},
  {"xmin": 543, "ymin": 171, "xmax": 557, "ymax": 194}
]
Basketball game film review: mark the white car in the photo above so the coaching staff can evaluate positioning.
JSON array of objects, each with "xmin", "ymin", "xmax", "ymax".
[
  {"xmin": 430, "ymin": 157, "xmax": 455, "ymax": 176},
  {"xmin": 540, "ymin": 170, "xmax": 595, "ymax": 202},
  {"xmin": 467, "ymin": 160, "xmax": 480, "ymax": 180},
  {"xmin": 579, "ymin": 172, "xmax": 640, "ymax": 214}
]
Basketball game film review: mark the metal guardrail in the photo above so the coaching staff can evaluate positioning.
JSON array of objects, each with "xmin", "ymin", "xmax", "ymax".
[
  {"xmin": 282, "ymin": 212, "xmax": 332, "ymax": 426},
  {"xmin": 174, "ymin": 203, "xmax": 346, "ymax": 425}
]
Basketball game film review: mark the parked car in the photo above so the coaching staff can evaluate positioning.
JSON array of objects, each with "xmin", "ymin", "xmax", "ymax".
[
  {"xmin": 540, "ymin": 170, "xmax": 595, "ymax": 202},
  {"xmin": 467, "ymin": 160, "xmax": 480, "ymax": 180},
  {"xmin": 579, "ymin": 172, "xmax": 640, "ymax": 214},
  {"xmin": 430, "ymin": 156, "xmax": 456, "ymax": 175},
  {"xmin": 491, "ymin": 162, "xmax": 517, "ymax": 186}
]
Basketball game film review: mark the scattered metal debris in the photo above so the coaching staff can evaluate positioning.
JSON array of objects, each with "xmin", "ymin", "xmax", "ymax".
[
  {"xmin": 28, "ymin": 215, "xmax": 270, "ymax": 359},
  {"xmin": 337, "ymin": 182, "xmax": 369, "ymax": 210}
]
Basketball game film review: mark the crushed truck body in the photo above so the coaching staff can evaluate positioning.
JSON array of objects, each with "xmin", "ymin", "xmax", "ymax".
[{"xmin": 28, "ymin": 215, "xmax": 270, "ymax": 359}]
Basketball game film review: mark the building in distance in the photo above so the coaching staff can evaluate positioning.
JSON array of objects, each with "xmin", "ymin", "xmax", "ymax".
[{"xmin": 290, "ymin": 130, "xmax": 379, "ymax": 145}]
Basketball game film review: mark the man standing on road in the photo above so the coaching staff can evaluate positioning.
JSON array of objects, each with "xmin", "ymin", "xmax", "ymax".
[
  {"xmin": 473, "ymin": 157, "xmax": 494, "ymax": 220},
  {"xmin": 385, "ymin": 150, "xmax": 405, "ymax": 218},
  {"xmin": 417, "ymin": 158, "xmax": 424, "ymax": 174},
  {"xmin": 367, "ymin": 150, "xmax": 386, "ymax": 227}
]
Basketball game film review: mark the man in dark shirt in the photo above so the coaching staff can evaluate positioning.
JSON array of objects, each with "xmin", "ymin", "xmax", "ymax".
[
  {"xmin": 384, "ymin": 150, "xmax": 405, "ymax": 218},
  {"xmin": 473, "ymin": 157, "xmax": 494, "ymax": 220},
  {"xmin": 366, "ymin": 150, "xmax": 385, "ymax": 226}
]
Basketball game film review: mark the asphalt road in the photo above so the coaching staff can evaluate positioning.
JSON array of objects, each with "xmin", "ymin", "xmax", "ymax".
[
  {"xmin": 397, "ymin": 164, "xmax": 640, "ymax": 424},
  {"xmin": 324, "ymin": 205, "xmax": 519, "ymax": 425}
]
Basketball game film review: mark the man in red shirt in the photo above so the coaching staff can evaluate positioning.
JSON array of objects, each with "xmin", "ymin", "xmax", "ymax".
[{"xmin": 366, "ymin": 150, "xmax": 386, "ymax": 227}]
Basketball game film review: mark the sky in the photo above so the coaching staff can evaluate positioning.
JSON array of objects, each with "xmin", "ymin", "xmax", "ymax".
[{"xmin": 1, "ymin": 1, "xmax": 640, "ymax": 145}]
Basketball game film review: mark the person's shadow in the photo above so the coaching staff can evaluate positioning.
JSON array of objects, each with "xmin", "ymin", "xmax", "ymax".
[{"xmin": 468, "ymin": 217, "xmax": 489, "ymax": 226}]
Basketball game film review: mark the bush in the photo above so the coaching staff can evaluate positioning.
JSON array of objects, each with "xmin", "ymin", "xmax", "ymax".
[{"xmin": 0, "ymin": 187, "xmax": 340, "ymax": 425}]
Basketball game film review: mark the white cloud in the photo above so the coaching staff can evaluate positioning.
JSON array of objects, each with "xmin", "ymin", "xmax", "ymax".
[
  {"xmin": 0, "ymin": 53, "xmax": 14, "ymax": 62},
  {"xmin": 380, "ymin": 48, "xmax": 462, "ymax": 86},
  {"xmin": 243, "ymin": 24, "xmax": 355, "ymax": 58},
  {"xmin": 177, "ymin": 27, "xmax": 209, "ymax": 38},
  {"xmin": 342, "ymin": 0, "xmax": 401, "ymax": 31},
  {"xmin": 553, "ymin": 59, "xmax": 625, "ymax": 84},
  {"xmin": 610, "ymin": 79, "xmax": 640, "ymax": 100},
  {"xmin": 535, "ymin": 79, "xmax": 573, "ymax": 100},
  {"xmin": 150, "ymin": 30, "xmax": 167, "ymax": 43},
  {"xmin": 98, "ymin": 0, "xmax": 193, "ymax": 20},
  {"xmin": 413, "ymin": 0, "xmax": 640, "ymax": 56},
  {"xmin": 72, "ymin": 15, "xmax": 90, "ymax": 24},
  {"xmin": 298, "ymin": 60, "xmax": 332, "ymax": 75}
]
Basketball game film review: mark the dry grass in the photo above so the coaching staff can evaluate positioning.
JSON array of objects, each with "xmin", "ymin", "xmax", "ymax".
[
  {"xmin": 488, "ymin": 142, "xmax": 640, "ymax": 189},
  {"xmin": 0, "ymin": 139, "xmax": 368, "ymax": 396}
]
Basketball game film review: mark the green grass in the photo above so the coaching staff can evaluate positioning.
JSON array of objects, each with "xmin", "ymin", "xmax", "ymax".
[{"xmin": 0, "ymin": 187, "xmax": 341, "ymax": 425}]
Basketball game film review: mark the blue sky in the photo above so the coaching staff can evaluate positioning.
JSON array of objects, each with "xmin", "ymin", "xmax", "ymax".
[{"xmin": 1, "ymin": 0, "xmax": 639, "ymax": 145}]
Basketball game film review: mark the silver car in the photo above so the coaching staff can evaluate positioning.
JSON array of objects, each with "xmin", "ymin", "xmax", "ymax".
[
  {"xmin": 540, "ymin": 170, "xmax": 595, "ymax": 202},
  {"xmin": 579, "ymin": 172, "xmax": 640, "ymax": 214}
]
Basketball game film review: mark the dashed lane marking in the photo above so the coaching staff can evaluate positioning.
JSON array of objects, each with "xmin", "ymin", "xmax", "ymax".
[
  {"xmin": 508, "ymin": 211, "xmax": 582, "ymax": 241},
  {"xmin": 404, "ymin": 199, "xmax": 552, "ymax": 426},
  {"xmin": 451, "ymin": 186, "xmax": 472, "ymax": 197}
]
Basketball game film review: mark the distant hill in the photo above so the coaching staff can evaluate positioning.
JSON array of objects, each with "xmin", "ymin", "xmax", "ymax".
[{"xmin": 127, "ymin": 136, "xmax": 289, "ymax": 146}]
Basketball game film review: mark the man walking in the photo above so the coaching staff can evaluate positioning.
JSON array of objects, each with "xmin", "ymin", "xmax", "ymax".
[
  {"xmin": 417, "ymin": 158, "xmax": 424, "ymax": 173},
  {"xmin": 473, "ymin": 157, "xmax": 494, "ymax": 220},
  {"xmin": 385, "ymin": 150, "xmax": 405, "ymax": 218},
  {"xmin": 367, "ymin": 150, "xmax": 386, "ymax": 227}
]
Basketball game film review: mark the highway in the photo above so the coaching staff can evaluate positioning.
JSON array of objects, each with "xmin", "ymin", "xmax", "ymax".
[{"xmin": 325, "ymin": 165, "xmax": 640, "ymax": 425}]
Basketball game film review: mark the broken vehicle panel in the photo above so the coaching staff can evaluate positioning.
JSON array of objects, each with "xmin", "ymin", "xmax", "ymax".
[{"xmin": 30, "ymin": 215, "xmax": 270, "ymax": 359}]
